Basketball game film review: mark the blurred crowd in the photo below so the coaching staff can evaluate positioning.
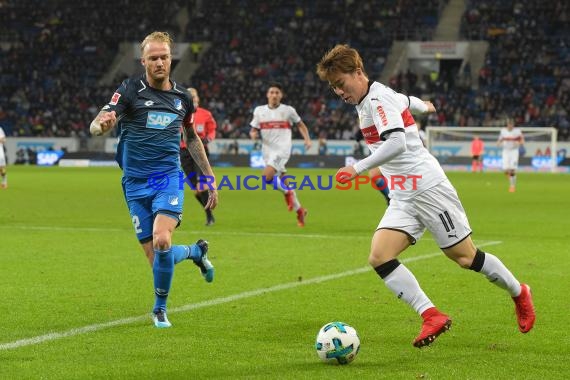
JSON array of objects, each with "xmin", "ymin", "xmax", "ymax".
[
  {"xmin": 391, "ymin": 0, "xmax": 569, "ymax": 140},
  {"xmin": 0, "ymin": 0, "xmax": 184, "ymax": 138},
  {"xmin": 187, "ymin": 0, "xmax": 443, "ymax": 141},
  {"xmin": 1, "ymin": 0, "xmax": 567, "ymax": 143}
]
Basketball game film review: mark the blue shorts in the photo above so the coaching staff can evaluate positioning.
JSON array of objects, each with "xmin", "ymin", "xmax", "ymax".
[{"xmin": 122, "ymin": 171, "xmax": 184, "ymax": 243}]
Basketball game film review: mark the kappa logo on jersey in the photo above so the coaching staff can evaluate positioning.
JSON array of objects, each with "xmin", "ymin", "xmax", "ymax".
[
  {"xmin": 168, "ymin": 196, "xmax": 179, "ymax": 206},
  {"xmin": 173, "ymin": 99, "xmax": 182, "ymax": 110},
  {"xmin": 109, "ymin": 92, "xmax": 121, "ymax": 105},
  {"xmin": 146, "ymin": 112, "xmax": 178, "ymax": 129}
]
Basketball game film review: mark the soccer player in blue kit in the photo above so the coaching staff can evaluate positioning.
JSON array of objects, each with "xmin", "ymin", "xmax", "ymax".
[{"xmin": 90, "ymin": 31, "xmax": 218, "ymax": 328}]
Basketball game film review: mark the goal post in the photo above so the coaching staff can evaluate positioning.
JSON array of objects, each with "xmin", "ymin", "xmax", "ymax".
[{"xmin": 425, "ymin": 126, "xmax": 558, "ymax": 172}]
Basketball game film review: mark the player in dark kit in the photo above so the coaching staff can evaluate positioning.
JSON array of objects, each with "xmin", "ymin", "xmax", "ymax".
[
  {"xmin": 180, "ymin": 87, "xmax": 217, "ymax": 226},
  {"xmin": 90, "ymin": 31, "xmax": 218, "ymax": 328}
]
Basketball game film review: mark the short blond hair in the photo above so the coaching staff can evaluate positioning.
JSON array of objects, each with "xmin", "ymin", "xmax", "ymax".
[
  {"xmin": 140, "ymin": 31, "xmax": 173, "ymax": 53},
  {"xmin": 316, "ymin": 44, "xmax": 366, "ymax": 81}
]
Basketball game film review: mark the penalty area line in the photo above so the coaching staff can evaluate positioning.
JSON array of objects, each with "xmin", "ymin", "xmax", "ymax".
[{"xmin": 0, "ymin": 240, "xmax": 502, "ymax": 351}]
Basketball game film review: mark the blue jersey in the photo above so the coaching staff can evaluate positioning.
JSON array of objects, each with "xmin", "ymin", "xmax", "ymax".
[{"xmin": 105, "ymin": 75, "xmax": 194, "ymax": 178}]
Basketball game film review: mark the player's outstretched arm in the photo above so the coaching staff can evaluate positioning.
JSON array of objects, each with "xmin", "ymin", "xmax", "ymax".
[
  {"xmin": 423, "ymin": 100, "xmax": 436, "ymax": 113},
  {"xmin": 404, "ymin": 94, "xmax": 436, "ymax": 114},
  {"xmin": 183, "ymin": 119, "xmax": 218, "ymax": 209},
  {"xmin": 90, "ymin": 110, "xmax": 117, "ymax": 136}
]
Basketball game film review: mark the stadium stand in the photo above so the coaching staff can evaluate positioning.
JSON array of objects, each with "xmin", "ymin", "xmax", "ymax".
[
  {"xmin": 390, "ymin": 0, "xmax": 569, "ymax": 139},
  {"xmin": 0, "ymin": 0, "xmax": 445, "ymax": 141},
  {"xmin": 0, "ymin": 0, "xmax": 185, "ymax": 138},
  {"xmin": 1, "ymin": 0, "xmax": 566, "ymax": 142},
  {"xmin": 186, "ymin": 0, "xmax": 446, "ymax": 141}
]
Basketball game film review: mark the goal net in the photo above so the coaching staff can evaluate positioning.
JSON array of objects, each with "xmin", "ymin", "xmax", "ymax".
[{"xmin": 425, "ymin": 126, "xmax": 558, "ymax": 172}]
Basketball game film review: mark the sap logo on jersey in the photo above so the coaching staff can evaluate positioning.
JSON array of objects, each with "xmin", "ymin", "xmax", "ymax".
[{"xmin": 146, "ymin": 112, "xmax": 178, "ymax": 129}]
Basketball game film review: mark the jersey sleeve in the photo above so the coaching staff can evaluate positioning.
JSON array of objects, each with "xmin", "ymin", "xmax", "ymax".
[
  {"xmin": 250, "ymin": 107, "xmax": 260, "ymax": 129},
  {"xmin": 0, "ymin": 127, "xmax": 5, "ymax": 139},
  {"xmin": 103, "ymin": 78, "xmax": 135, "ymax": 116},
  {"xmin": 394, "ymin": 93, "xmax": 428, "ymax": 114},
  {"xmin": 371, "ymin": 93, "xmax": 405, "ymax": 140},
  {"xmin": 288, "ymin": 105, "xmax": 302, "ymax": 124}
]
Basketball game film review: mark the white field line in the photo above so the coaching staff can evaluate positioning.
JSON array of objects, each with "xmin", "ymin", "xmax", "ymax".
[
  {"xmin": 0, "ymin": 240, "xmax": 502, "ymax": 351},
  {"xmin": 0, "ymin": 225, "xmax": 367, "ymax": 239}
]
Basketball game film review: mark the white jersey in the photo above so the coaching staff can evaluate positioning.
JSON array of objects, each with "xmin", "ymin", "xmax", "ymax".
[
  {"xmin": 0, "ymin": 127, "xmax": 5, "ymax": 166},
  {"xmin": 499, "ymin": 127, "xmax": 523, "ymax": 150},
  {"xmin": 250, "ymin": 103, "xmax": 300, "ymax": 153},
  {"xmin": 356, "ymin": 82, "xmax": 447, "ymax": 200},
  {"xmin": 250, "ymin": 103, "xmax": 301, "ymax": 164}
]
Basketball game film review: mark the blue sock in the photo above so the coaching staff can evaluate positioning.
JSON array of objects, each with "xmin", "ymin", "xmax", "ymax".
[
  {"xmin": 188, "ymin": 243, "xmax": 202, "ymax": 262},
  {"xmin": 172, "ymin": 245, "xmax": 190, "ymax": 264},
  {"xmin": 375, "ymin": 178, "xmax": 390, "ymax": 201},
  {"xmin": 153, "ymin": 248, "xmax": 174, "ymax": 313}
]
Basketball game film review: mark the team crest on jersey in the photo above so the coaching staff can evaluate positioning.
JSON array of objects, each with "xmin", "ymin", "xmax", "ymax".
[
  {"xmin": 146, "ymin": 111, "xmax": 178, "ymax": 129},
  {"xmin": 109, "ymin": 92, "xmax": 121, "ymax": 105},
  {"xmin": 174, "ymin": 99, "xmax": 183, "ymax": 110}
]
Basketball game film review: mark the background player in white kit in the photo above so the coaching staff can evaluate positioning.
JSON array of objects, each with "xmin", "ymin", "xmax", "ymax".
[
  {"xmin": 317, "ymin": 44, "xmax": 535, "ymax": 348},
  {"xmin": 0, "ymin": 126, "xmax": 7, "ymax": 189},
  {"xmin": 497, "ymin": 118, "xmax": 524, "ymax": 192},
  {"xmin": 249, "ymin": 82, "xmax": 312, "ymax": 227}
]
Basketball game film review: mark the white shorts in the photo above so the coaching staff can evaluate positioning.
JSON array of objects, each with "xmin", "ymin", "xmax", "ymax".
[
  {"xmin": 0, "ymin": 148, "xmax": 5, "ymax": 167},
  {"xmin": 378, "ymin": 180, "xmax": 472, "ymax": 249},
  {"xmin": 262, "ymin": 149, "xmax": 290, "ymax": 174},
  {"xmin": 502, "ymin": 149, "xmax": 519, "ymax": 170}
]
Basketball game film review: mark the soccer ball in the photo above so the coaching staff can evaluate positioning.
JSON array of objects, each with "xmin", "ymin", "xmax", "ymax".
[{"xmin": 315, "ymin": 322, "xmax": 360, "ymax": 364}]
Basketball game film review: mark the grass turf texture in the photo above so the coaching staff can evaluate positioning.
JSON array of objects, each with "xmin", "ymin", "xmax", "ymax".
[{"xmin": 0, "ymin": 166, "xmax": 568, "ymax": 379}]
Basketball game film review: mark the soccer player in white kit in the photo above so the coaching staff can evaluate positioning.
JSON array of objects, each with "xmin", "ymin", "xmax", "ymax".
[
  {"xmin": 250, "ymin": 83, "xmax": 312, "ymax": 227},
  {"xmin": 317, "ymin": 44, "xmax": 535, "ymax": 348},
  {"xmin": 0, "ymin": 126, "xmax": 7, "ymax": 189},
  {"xmin": 497, "ymin": 118, "xmax": 524, "ymax": 192}
]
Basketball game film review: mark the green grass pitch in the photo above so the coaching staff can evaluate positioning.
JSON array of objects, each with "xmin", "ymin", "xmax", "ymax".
[{"xmin": 0, "ymin": 166, "xmax": 568, "ymax": 379}]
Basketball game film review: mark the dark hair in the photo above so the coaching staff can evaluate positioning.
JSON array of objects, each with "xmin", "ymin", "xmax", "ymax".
[{"xmin": 268, "ymin": 82, "xmax": 283, "ymax": 91}]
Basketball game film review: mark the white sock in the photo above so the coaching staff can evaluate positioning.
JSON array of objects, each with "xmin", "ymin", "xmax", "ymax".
[
  {"xmin": 291, "ymin": 190, "xmax": 301, "ymax": 211},
  {"xmin": 273, "ymin": 176, "xmax": 288, "ymax": 194},
  {"xmin": 480, "ymin": 253, "xmax": 521, "ymax": 296},
  {"xmin": 383, "ymin": 264, "xmax": 434, "ymax": 315}
]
